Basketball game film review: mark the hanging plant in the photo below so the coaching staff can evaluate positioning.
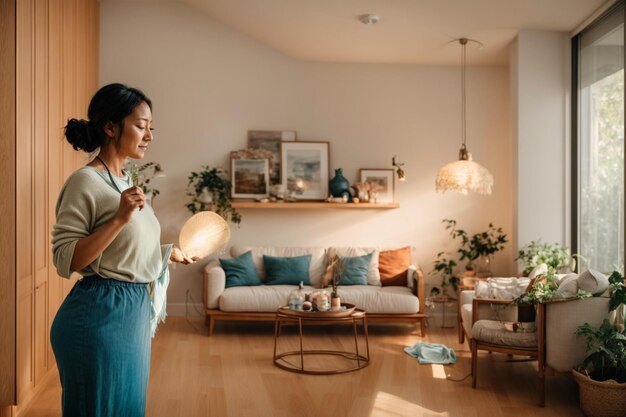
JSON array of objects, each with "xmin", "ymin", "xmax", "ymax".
[{"xmin": 185, "ymin": 166, "xmax": 241, "ymax": 225}]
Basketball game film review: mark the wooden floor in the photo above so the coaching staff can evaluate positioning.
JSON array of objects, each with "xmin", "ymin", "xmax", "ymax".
[{"xmin": 20, "ymin": 316, "xmax": 583, "ymax": 417}]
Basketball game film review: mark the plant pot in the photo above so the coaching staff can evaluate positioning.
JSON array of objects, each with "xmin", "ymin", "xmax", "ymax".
[
  {"xmin": 517, "ymin": 303, "xmax": 536, "ymax": 323},
  {"xmin": 573, "ymin": 369, "xmax": 626, "ymax": 417},
  {"xmin": 476, "ymin": 255, "xmax": 493, "ymax": 278}
]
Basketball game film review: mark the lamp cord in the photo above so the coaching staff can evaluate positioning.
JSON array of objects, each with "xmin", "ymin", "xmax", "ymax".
[{"xmin": 460, "ymin": 38, "xmax": 467, "ymax": 149}]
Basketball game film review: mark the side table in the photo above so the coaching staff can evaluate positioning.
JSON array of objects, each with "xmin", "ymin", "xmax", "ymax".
[
  {"xmin": 428, "ymin": 295, "xmax": 457, "ymax": 328},
  {"xmin": 273, "ymin": 307, "xmax": 370, "ymax": 375}
]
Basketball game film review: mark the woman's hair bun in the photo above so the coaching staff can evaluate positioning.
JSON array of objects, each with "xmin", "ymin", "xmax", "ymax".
[{"xmin": 64, "ymin": 118, "xmax": 100, "ymax": 153}]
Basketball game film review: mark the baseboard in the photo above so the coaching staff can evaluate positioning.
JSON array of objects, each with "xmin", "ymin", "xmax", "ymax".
[{"xmin": 166, "ymin": 302, "xmax": 204, "ymax": 317}]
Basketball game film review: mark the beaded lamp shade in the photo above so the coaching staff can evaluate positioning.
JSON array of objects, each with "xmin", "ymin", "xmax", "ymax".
[{"xmin": 435, "ymin": 38, "xmax": 493, "ymax": 195}]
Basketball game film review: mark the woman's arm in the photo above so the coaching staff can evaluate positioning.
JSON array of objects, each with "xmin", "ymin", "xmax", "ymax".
[{"xmin": 69, "ymin": 186, "xmax": 146, "ymax": 272}]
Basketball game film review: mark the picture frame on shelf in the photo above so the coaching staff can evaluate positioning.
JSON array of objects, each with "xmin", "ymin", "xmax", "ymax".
[
  {"xmin": 281, "ymin": 141, "xmax": 329, "ymax": 200},
  {"xmin": 247, "ymin": 130, "xmax": 297, "ymax": 185},
  {"xmin": 360, "ymin": 168, "xmax": 395, "ymax": 203},
  {"xmin": 231, "ymin": 156, "xmax": 270, "ymax": 199}
]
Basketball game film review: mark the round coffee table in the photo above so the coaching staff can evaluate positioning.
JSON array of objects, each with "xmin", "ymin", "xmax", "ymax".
[{"xmin": 273, "ymin": 307, "xmax": 370, "ymax": 375}]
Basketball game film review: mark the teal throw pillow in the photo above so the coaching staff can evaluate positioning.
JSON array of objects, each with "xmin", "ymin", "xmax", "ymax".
[
  {"xmin": 339, "ymin": 252, "xmax": 373, "ymax": 285},
  {"xmin": 263, "ymin": 254, "xmax": 311, "ymax": 285},
  {"xmin": 220, "ymin": 251, "xmax": 261, "ymax": 288}
]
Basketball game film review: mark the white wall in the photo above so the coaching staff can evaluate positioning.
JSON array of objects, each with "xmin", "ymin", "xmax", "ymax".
[
  {"xmin": 511, "ymin": 31, "xmax": 570, "ymax": 255},
  {"xmin": 100, "ymin": 1, "xmax": 514, "ymax": 313}
]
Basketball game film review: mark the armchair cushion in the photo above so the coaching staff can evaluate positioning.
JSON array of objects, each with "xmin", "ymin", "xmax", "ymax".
[{"xmin": 471, "ymin": 320, "xmax": 537, "ymax": 348}]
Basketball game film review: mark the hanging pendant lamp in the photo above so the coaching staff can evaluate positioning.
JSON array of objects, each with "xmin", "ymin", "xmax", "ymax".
[{"xmin": 435, "ymin": 38, "xmax": 493, "ymax": 195}]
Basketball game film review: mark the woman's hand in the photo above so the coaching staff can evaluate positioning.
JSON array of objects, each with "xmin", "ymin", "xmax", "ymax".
[
  {"xmin": 170, "ymin": 247, "xmax": 199, "ymax": 265},
  {"xmin": 115, "ymin": 186, "xmax": 146, "ymax": 224}
]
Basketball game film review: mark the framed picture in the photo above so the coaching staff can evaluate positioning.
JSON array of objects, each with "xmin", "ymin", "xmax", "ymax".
[
  {"xmin": 281, "ymin": 141, "xmax": 330, "ymax": 200},
  {"xmin": 231, "ymin": 157, "xmax": 270, "ymax": 199},
  {"xmin": 360, "ymin": 168, "xmax": 395, "ymax": 203},
  {"xmin": 247, "ymin": 130, "xmax": 297, "ymax": 185}
]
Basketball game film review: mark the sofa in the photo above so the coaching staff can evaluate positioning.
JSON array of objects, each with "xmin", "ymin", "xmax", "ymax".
[{"xmin": 202, "ymin": 245, "xmax": 427, "ymax": 335}]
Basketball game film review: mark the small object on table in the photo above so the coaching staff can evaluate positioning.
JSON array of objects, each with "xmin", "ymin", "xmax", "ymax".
[{"xmin": 302, "ymin": 301, "xmax": 313, "ymax": 311}]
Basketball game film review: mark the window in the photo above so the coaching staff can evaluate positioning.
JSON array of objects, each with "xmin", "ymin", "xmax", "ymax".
[{"xmin": 574, "ymin": 2, "xmax": 625, "ymax": 273}]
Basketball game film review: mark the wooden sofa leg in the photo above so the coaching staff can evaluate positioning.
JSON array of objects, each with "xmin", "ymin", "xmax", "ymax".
[
  {"xmin": 420, "ymin": 318, "xmax": 427, "ymax": 337},
  {"xmin": 471, "ymin": 340, "xmax": 478, "ymax": 388},
  {"xmin": 207, "ymin": 315, "xmax": 215, "ymax": 336}
]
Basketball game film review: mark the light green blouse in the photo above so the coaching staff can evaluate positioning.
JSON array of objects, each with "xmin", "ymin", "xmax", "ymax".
[{"xmin": 51, "ymin": 166, "xmax": 164, "ymax": 283}]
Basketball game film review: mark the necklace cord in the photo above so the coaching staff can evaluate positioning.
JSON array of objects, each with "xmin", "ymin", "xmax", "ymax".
[{"xmin": 96, "ymin": 156, "xmax": 123, "ymax": 194}]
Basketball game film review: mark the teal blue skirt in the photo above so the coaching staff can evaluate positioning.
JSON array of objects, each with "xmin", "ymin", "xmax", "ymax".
[{"xmin": 50, "ymin": 275, "xmax": 151, "ymax": 417}]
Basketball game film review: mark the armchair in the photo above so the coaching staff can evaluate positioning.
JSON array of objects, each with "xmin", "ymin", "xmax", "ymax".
[
  {"xmin": 459, "ymin": 288, "xmax": 610, "ymax": 407},
  {"xmin": 467, "ymin": 297, "xmax": 545, "ymax": 405}
]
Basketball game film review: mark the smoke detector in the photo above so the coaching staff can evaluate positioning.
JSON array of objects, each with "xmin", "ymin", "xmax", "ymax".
[{"xmin": 358, "ymin": 14, "xmax": 380, "ymax": 25}]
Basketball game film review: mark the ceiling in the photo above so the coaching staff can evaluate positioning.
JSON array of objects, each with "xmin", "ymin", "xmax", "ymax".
[{"xmin": 137, "ymin": 0, "xmax": 611, "ymax": 65}]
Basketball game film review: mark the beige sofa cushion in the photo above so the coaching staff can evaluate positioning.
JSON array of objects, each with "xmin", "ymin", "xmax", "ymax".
[
  {"xmin": 219, "ymin": 284, "xmax": 419, "ymax": 314},
  {"xmin": 220, "ymin": 284, "xmax": 317, "ymax": 312},
  {"xmin": 327, "ymin": 247, "xmax": 381, "ymax": 286},
  {"xmin": 231, "ymin": 245, "xmax": 327, "ymax": 287}
]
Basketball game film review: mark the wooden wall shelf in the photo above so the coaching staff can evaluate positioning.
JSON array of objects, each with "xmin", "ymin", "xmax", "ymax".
[{"xmin": 231, "ymin": 201, "xmax": 399, "ymax": 210}]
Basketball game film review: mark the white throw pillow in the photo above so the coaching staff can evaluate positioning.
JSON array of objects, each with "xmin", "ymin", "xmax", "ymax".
[
  {"xmin": 577, "ymin": 269, "xmax": 609, "ymax": 295},
  {"xmin": 528, "ymin": 263, "xmax": 548, "ymax": 280},
  {"xmin": 553, "ymin": 273, "xmax": 577, "ymax": 287},
  {"xmin": 556, "ymin": 274, "xmax": 579, "ymax": 297},
  {"xmin": 474, "ymin": 277, "xmax": 530, "ymax": 300},
  {"xmin": 475, "ymin": 280, "xmax": 490, "ymax": 298}
]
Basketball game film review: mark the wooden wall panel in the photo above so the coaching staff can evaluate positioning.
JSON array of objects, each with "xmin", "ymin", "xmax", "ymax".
[
  {"xmin": 47, "ymin": 0, "xmax": 63, "ymax": 369},
  {"xmin": 62, "ymin": 0, "xmax": 76, "ymax": 183},
  {"xmin": 16, "ymin": 0, "xmax": 36, "ymax": 400},
  {"xmin": 8, "ymin": 0, "xmax": 99, "ymax": 411},
  {"xmin": 0, "ymin": 0, "xmax": 17, "ymax": 408},
  {"xmin": 61, "ymin": 0, "xmax": 79, "ymax": 299}
]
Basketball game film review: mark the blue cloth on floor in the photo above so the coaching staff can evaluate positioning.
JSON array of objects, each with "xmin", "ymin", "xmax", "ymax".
[{"xmin": 404, "ymin": 342, "xmax": 457, "ymax": 364}]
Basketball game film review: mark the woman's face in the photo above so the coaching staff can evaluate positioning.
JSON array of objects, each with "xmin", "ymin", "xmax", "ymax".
[{"xmin": 116, "ymin": 101, "xmax": 153, "ymax": 160}]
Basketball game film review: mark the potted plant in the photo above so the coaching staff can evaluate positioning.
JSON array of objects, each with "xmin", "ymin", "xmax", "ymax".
[
  {"xmin": 430, "ymin": 251, "xmax": 459, "ymax": 298},
  {"xmin": 443, "ymin": 219, "xmax": 508, "ymax": 277},
  {"xmin": 513, "ymin": 272, "xmax": 559, "ymax": 323},
  {"xmin": 516, "ymin": 240, "xmax": 575, "ymax": 276},
  {"xmin": 127, "ymin": 161, "xmax": 165, "ymax": 203},
  {"xmin": 186, "ymin": 166, "xmax": 242, "ymax": 225},
  {"xmin": 573, "ymin": 271, "xmax": 626, "ymax": 417}
]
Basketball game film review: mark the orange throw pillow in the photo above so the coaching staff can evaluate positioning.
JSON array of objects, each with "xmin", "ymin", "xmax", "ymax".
[{"xmin": 379, "ymin": 246, "xmax": 411, "ymax": 286}]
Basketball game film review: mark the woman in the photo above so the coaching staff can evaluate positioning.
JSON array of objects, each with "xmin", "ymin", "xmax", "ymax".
[{"xmin": 50, "ymin": 83, "xmax": 194, "ymax": 417}]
